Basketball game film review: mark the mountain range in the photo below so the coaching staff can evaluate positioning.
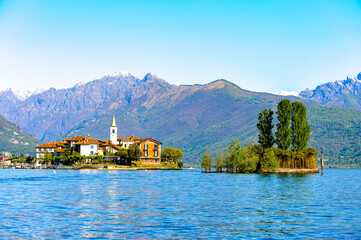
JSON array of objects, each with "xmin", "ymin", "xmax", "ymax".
[
  {"xmin": 300, "ymin": 72, "xmax": 361, "ymax": 111},
  {"xmin": 1, "ymin": 71, "xmax": 361, "ymax": 166}
]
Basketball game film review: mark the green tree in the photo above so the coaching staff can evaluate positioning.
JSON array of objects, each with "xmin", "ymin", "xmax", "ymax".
[
  {"xmin": 115, "ymin": 149, "xmax": 128, "ymax": 158},
  {"xmin": 103, "ymin": 148, "xmax": 110, "ymax": 157},
  {"xmin": 43, "ymin": 152, "xmax": 54, "ymax": 164},
  {"xmin": 53, "ymin": 156, "xmax": 62, "ymax": 165},
  {"xmin": 229, "ymin": 139, "xmax": 242, "ymax": 172},
  {"xmin": 239, "ymin": 144, "xmax": 260, "ymax": 172},
  {"xmin": 201, "ymin": 148, "xmax": 212, "ymax": 172},
  {"xmin": 223, "ymin": 146, "xmax": 232, "ymax": 172},
  {"xmin": 215, "ymin": 149, "xmax": 224, "ymax": 173},
  {"xmin": 259, "ymin": 148, "xmax": 279, "ymax": 171},
  {"xmin": 128, "ymin": 144, "xmax": 142, "ymax": 161},
  {"xmin": 275, "ymin": 99, "xmax": 292, "ymax": 150},
  {"xmin": 96, "ymin": 154, "xmax": 104, "ymax": 164},
  {"xmin": 64, "ymin": 147, "xmax": 73, "ymax": 157},
  {"xmin": 115, "ymin": 149, "xmax": 129, "ymax": 164},
  {"xmin": 161, "ymin": 147, "xmax": 184, "ymax": 163},
  {"xmin": 177, "ymin": 161, "xmax": 184, "ymax": 168},
  {"xmin": 257, "ymin": 109, "xmax": 275, "ymax": 149},
  {"xmin": 291, "ymin": 101, "xmax": 311, "ymax": 151}
]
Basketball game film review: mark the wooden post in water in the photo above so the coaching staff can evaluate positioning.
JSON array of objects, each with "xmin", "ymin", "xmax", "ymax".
[{"xmin": 321, "ymin": 150, "xmax": 324, "ymax": 176}]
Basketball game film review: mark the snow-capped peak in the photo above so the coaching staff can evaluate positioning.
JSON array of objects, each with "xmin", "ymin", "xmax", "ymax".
[
  {"xmin": 106, "ymin": 71, "xmax": 134, "ymax": 78},
  {"xmin": 10, "ymin": 88, "xmax": 48, "ymax": 101},
  {"xmin": 276, "ymin": 91, "xmax": 299, "ymax": 97}
]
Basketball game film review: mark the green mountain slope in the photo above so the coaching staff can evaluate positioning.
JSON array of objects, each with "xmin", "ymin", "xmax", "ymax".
[
  {"xmin": 308, "ymin": 107, "xmax": 361, "ymax": 167},
  {"xmin": 0, "ymin": 115, "xmax": 41, "ymax": 155}
]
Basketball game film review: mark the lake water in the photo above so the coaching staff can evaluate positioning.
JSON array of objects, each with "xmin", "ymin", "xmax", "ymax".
[{"xmin": 0, "ymin": 169, "xmax": 360, "ymax": 239}]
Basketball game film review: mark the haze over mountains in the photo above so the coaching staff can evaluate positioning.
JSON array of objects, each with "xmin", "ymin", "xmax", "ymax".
[{"xmin": 1, "ymin": 71, "xmax": 361, "ymax": 166}]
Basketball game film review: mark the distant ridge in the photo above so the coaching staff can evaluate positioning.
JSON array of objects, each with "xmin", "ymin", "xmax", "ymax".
[{"xmin": 300, "ymin": 72, "xmax": 361, "ymax": 111}]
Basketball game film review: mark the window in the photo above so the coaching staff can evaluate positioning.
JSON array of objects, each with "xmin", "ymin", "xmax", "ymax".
[
  {"xmin": 90, "ymin": 145, "xmax": 94, "ymax": 149},
  {"xmin": 144, "ymin": 150, "xmax": 148, "ymax": 157},
  {"xmin": 155, "ymin": 151, "xmax": 158, "ymax": 157},
  {"xmin": 112, "ymin": 129, "xmax": 115, "ymax": 133},
  {"xmin": 144, "ymin": 144, "xmax": 148, "ymax": 150},
  {"xmin": 124, "ymin": 144, "xmax": 127, "ymax": 148},
  {"xmin": 90, "ymin": 151, "xmax": 94, "ymax": 155}
]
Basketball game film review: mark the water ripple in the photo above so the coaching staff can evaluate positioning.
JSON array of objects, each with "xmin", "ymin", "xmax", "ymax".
[{"xmin": 0, "ymin": 169, "xmax": 360, "ymax": 239}]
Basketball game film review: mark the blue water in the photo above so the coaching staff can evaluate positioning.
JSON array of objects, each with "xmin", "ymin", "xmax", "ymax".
[{"xmin": 0, "ymin": 169, "xmax": 360, "ymax": 239}]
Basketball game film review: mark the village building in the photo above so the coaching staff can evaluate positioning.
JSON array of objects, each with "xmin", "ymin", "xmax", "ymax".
[
  {"xmin": 0, "ymin": 152, "xmax": 12, "ymax": 167},
  {"xmin": 73, "ymin": 137, "xmax": 99, "ymax": 156},
  {"xmin": 139, "ymin": 138, "xmax": 162, "ymax": 165},
  {"xmin": 35, "ymin": 141, "xmax": 67, "ymax": 159},
  {"xmin": 35, "ymin": 115, "xmax": 163, "ymax": 165}
]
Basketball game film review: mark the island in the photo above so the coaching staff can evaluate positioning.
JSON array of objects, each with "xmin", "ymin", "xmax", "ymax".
[
  {"xmin": 201, "ymin": 100, "xmax": 319, "ymax": 174},
  {"xmin": 3, "ymin": 115, "xmax": 183, "ymax": 170}
]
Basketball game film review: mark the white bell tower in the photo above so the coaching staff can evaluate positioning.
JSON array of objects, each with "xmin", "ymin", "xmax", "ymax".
[{"xmin": 110, "ymin": 115, "xmax": 117, "ymax": 144}]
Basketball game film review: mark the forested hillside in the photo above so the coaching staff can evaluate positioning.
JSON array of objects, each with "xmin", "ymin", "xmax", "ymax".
[{"xmin": 0, "ymin": 115, "xmax": 40, "ymax": 155}]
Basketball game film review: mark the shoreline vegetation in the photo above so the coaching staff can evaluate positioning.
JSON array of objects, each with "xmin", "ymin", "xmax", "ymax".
[
  {"xmin": 202, "ymin": 100, "xmax": 319, "ymax": 174},
  {"xmin": 3, "ymin": 146, "xmax": 184, "ymax": 170}
]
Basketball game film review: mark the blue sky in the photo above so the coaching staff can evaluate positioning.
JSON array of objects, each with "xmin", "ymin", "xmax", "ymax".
[{"xmin": 0, "ymin": 0, "xmax": 361, "ymax": 93}]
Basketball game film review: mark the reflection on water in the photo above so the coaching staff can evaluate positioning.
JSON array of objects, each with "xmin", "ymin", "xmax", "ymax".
[{"xmin": 0, "ymin": 169, "xmax": 360, "ymax": 239}]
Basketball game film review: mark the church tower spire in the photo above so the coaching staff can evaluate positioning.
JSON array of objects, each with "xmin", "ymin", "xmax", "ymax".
[
  {"xmin": 111, "ymin": 114, "xmax": 116, "ymax": 127},
  {"xmin": 110, "ymin": 114, "xmax": 118, "ymax": 144}
]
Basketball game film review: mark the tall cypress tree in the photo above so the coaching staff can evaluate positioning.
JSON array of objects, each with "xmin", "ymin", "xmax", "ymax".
[
  {"xmin": 201, "ymin": 148, "xmax": 212, "ymax": 172},
  {"xmin": 215, "ymin": 149, "xmax": 224, "ymax": 173},
  {"xmin": 275, "ymin": 99, "xmax": 292, "ymax": 150},
  {"xmin": 291, "ymin": 101, "xmax": 311, "ymax": 151},
  {"xmin": 257, "ymin": 109, "xmax": 275, "ymax": 149}
]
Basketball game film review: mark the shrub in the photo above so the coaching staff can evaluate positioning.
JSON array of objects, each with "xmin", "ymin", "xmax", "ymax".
[
  {"xmin": 260, "ymin": 148, "xmax": 279, "ymax": 171},
  {"xmin": 238, "ymin": 144, "xmax": 260, "ymax": 172},
  {"xmin": 131, "ymin": 160, "xmax": 141, "ymax": 167},
  {"xmin": 177, "ymin": 161, "xmax": 183, "ymax": 168},
  {"xmin": 273, "ymin": 147, "xmax": 318, "ymax": 169}
]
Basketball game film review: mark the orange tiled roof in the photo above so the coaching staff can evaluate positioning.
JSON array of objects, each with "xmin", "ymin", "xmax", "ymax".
[
  {"xmin": 72, "ymin": 136, "xmax": 87, "ymax": 141},
  {"xmin": 139, "ymin": 138, "xmax": 162, "ymax": 145},
  {"xmin": 36, "ymin": 141, "xmax": 66, "ymax": 148},
  {"xmin": 100, "ymin": 142, "xmax": 123, "ymax": 150},
  {"xmin": 54, "ymin": 149, "xmax": 65, "ymax": 153},
  {"xmin": 63, "ymin": 136, "xmax": 96, "ymax": 142},
  {"xmin": 99, "ymin": 140, "xmax": 111, "ymax": 146},
  {"xmin": 62, "ymin": 137, "xmax": 74, "ymax": 141},
  {"xmin": 117, "ymin": 137, "xmax": 123, "ymax": 141},
  {"xmin": 123, "ymin": 135, "xmax": 141, "ymax": 142},
  {"xmin": 112, "ymin": 145, "xmax": 123, "ymax": 150},
  {"xmin": 74, "ymin": 138, "xmax": 99, "ymax": 145}
]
